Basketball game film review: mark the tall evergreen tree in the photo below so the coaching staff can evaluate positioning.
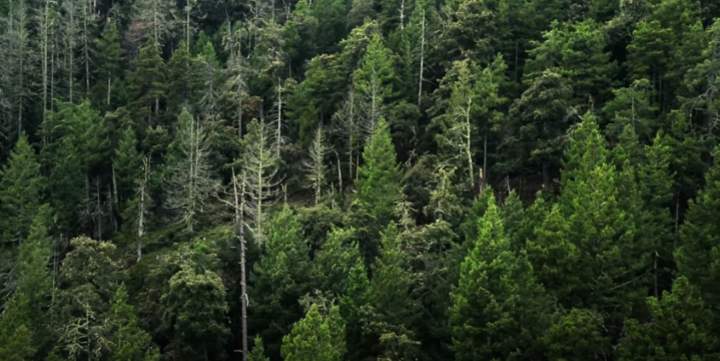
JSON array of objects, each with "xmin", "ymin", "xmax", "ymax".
[
  {"xmin": 450, "ymin": 191, "xmax": 551, "ymax": 361},
  {"xmin": 618, "ymin": 277, "xmax": 720, "ymax": 360},
  {"xmin": 352, "ymin": 33, "xmax": 397, "ymax": 133},
  {"xmin": 0, "ymin": 134, "xmax": 45, "ymax": 243},
  {"xmin": 676, "ymin": 147, "xmax": 720, "ymax": 306},
  {"xmin": 281, "ymin": 303, "xmax": 346, "ymax": 361},
  {"xmin": 352, "ymin": 117, "xmax": 402, "ymax": 264}
]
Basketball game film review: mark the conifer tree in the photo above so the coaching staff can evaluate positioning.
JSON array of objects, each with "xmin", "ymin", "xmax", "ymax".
[
  {"xmin": 450, "ymin": 192, "xmax": 551, "ymax": 361},
  {"xmin": 281, "ymin": 303, "xmax": 346, "ymax": 361},
  {"xmin": 501, "ymin": 70, "xmax": 573, "ymax": 186},
  {"xmin": 352, "ymin": 33, "xmax": 396, "ymax": 133},
  {"xmin": 251, "ymin": 206, "xmax": 313, "ymax": 359},
  {"xmin": 93, "ymin": 17, "xmax": 124, "ymax": 109},
  {"xmin": 0, "ymin": 205, "xmax": 54, "ymax": 359},
  {"xmin": 128, "ymin": 40, "xmax": 167, "ymax": 129},
  {"xmin": 367, "ymin": 223, "xmax": 421, "ymax": 360},
  {"xmin": 0, "ymin": 134, "xmax": 45, "ymax": 243},
  {"xmin": 107, "ymin": 285, "xmax": 160, "ymax": 361},
  {"xmin": 248, "ymin": 337, "xmax": 270, "ymax": 361},
  {"xmin": 352, "ymin": 117, "xmax": 402, "ymax": 263},
  {"xmin": 676, "ymin": 147, "xmax": 720, "ymax": 305},
  {"xmin": 618, "ymin": 277, "xmax": 720, "ymax": 360},
  {"xmin": 524, "ymin": 19, "xmax": 616, "ymax": 107},
  {"xmin": 130, "ymin": 0, "xmax": 177, "ymax": 46}
]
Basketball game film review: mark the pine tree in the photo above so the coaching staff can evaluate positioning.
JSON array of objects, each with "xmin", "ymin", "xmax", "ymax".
[
  {"xmin": 0, "ymin": 0, "xmax": 32, "ymax": 139},
  {"xmin": 367, "ymin": 223, "xmax": 421, "ymax": 360},
  {"xmin": 524, "ymin": 19, "xmax": 616, "ymax": 108},
  {"xmin": 128, "ymin": 40, "xmax": 167, "ymax": 129},
  {"xmin": 166, "ymin": 41, "xmax": 201, "ymax": 115},
  {"xmin": 352, "ymin": 33, "xmax": 397, "ymax": 133},
  {"xmin": 618, "ymin": 276, "xmax": 720, "ymax": 360},
  {"xmin": 0, "ymin": 134, "xmax": 45, "ymax": 243},
  {"xmin": 281, "ymin": 303, "xmax": 346, "ymax": 361},
  {"xmin": 107, "ymin": 285, "xmax": 160, "ymax": 361},
  {"xmin": 543, "ymin": 308, "xmax": 610, "ymax": 361},
  {"xmin": 130, "ymin": 0, "xmax": 178, "ymax": 46},
  {"xmin": 248, "ymin": 337, "xmax": 270, "ymax": 361},
  {"xmin": 251, "ymin": 206, "xmax": 313, "ymax": 359},
  {"xmin": 676, "ymin": 147, "xmax": 720, "ymax": 305},
  {"xmin": 0, "ymin": 205, "xmax": 54, "ymax": 359},
  {"xmin": 501, "ymin": 69, "xmax": 574, "ymax": 186},
  {"xmin": 93, "ymin": 18, "xmax": 124, "ymax": 109},
  {"xmin": 352, "ymin": 117, "xmax": 402, "ymax": 264},
  {"xmin": 450, "ymin": 192, "xmax": 551, "ymax": 361}
]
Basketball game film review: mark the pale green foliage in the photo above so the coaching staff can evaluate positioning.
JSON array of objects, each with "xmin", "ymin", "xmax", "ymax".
[
  {"xmin": 108, "ymin": 285, "xmax": 160, "ymax": 361},
  {"xmin": 281, "ymin": 303, "xmax": 346, "ymax": 361},
  {"xmin": 352, "ymin": 33, "xmax": 396, "ymax": 132},
  {"xmin": 0, "ymin": 134, "xmax": 44, "ymax": 243}
]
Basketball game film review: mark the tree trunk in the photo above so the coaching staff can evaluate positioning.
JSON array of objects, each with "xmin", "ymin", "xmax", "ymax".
[
  {"xmin": 233, "ymin": 167, "xmax": 248, "ymax": 361},
  {"xmin": 417, "ymin": 10, "xmax": 425, "ymax": 108}
]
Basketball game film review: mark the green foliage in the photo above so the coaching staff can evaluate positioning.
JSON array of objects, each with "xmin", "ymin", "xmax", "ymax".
[
  {"xmin": 0, "ymin": 205, "xmax": 54, "ymax": 359},
  {"xmin": 366, "ymin": 223, "xmax": 421, "ymax": 360},
  {"xmin": 93, "ymin": 18, "xmax": 125, "ymax": 110},
  {"xmin": 501, "ymin": 69, "xmax": 573, "ymax": 181},
  {"xmin": 281, "ymin": 303, "xmax": 346, "ymax": 361},
  {"xmin": 353, "ymin": 117, "xmax": 403, "ymax": 263},
  {"xmin": 0, "ymin": 134, "xmax": 45, "ymax": 243},
  {"xmin": 544, "ymin": 308, "xmax": 610, "ymax": 361},
  {"xmin": 127, "ymin": 40, "xmax": 167, "ymax": 128},
  {"xmin": 41, "ymin": 101, "xmax": 109, "ymax": 230},
  {"xmin": 525, "ymin": 20, "xmax": 616, "ymax": 107},
  {"xmin": 618, "ymin": 276, "xmax": 720, "ymax": 360},
  {"xmin": 108, "ymin": 285, "xmax": 160, "ymax": 361},
  {"xmin": 252, "ymin": 206, "xmax": 313, "ymax": 359},
  {"xmin": 248, "ymin": 336, "xmax": 270, "ymax": 361},
  {"xmin": 352, "ymin": 33, "xmax": 397, "ymax": 128},
  {"xmin": 450, "ymin": 192, "xmax": 551, "ymax": 361},
  {"xmin": 161, "ymin": 260, "xmax": 229, "ymax": 360},
  {"xmin": 676, "ymin": 147, "xmax": 720, "ymax": 305}
]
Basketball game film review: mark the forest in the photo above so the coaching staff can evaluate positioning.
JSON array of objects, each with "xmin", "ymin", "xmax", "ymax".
[{"xmin": 2, "ymin": 0, "xmax": 720, "ymax": 360}]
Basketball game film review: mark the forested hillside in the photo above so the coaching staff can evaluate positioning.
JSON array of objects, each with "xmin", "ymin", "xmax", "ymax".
[{"xmin": 2, "ymin": 0, "xmax": 720, "ymax": 360}]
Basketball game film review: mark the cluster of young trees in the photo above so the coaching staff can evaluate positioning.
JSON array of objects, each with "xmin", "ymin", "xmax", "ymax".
[{"xmin": 2, "ymin": 0, "xmax": 720, "ymax": 360}]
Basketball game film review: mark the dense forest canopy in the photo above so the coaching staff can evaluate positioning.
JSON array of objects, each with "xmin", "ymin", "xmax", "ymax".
[{"xmin": 2, "ymin": 0, "xmax": 720, "ymax": 360}]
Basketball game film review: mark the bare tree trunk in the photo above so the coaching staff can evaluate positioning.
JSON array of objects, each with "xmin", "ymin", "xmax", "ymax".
[
  {"xmin": 417, "ymin": 10, "xmax": 425, "ymax": 108},
  {"xmin": 95, "ymin": 177, "xmax": 102, "ymax": 240},
  {"xmin": 137, "ymin": 157, "xmax": 149, "ymax": 261},
  {"xmin": 232, "ymin": 167, "xmax": 248, "ymax": 361},
  {"xmin": 399, "ymin": 0, "xmax": 405, "ymax": 30},
  {"xmin": 482, "ymin": 134, "xmax": 487, "ymax": 187},
  {"xmin": 464, "ymin": 100, "xmax": 474, "ymax": 189},
  {"xmin": 276, "ymin": 80, "xmax": 282, "ymax": 159},
  {"xmin": 336, "ymin": 151, "xmax": 342, "ymax": 194},
  {"xmin": 106, "ymin": 76, "xmax": 111, "ymax": 106},
  {"xmin": 42, "ymin": 0, "xmax": 50, "ymax": 123},
  {"xmin": 83, "ymin": 0, "xmax": 90, "ymax": 95},
  {"xmin": 347, "ymin": 91, "xmax": 355, "ymax": 181},
  {"xmin": 186, "ymin": 2, "xmax": 191, "ymax": 51}
]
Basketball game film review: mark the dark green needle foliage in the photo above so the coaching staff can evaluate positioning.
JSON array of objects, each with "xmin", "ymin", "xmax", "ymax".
[{"xmin": 2, "ymin": 1, "xmax": 720, "ymax": 360}]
